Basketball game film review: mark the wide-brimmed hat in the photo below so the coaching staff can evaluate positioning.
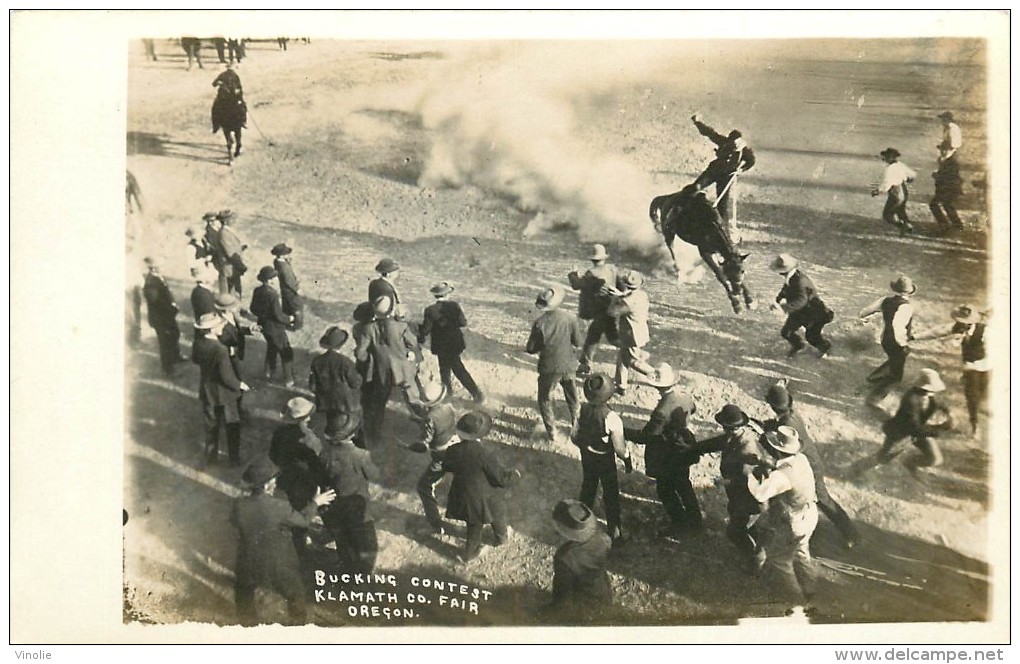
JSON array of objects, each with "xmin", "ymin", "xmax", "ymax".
[
  {"xmin": 951, "ymin": 304, "xmax": 982, "ymax": 325},
  {"xmin": 352, "ymin": 301, "xmax": 375, "ymax": 323},
  {"xmin": 319, "ymin": 326, "xmax": 349, "ymax": 349},
  {"xmin": 375, "ymin": 258, "xmax": 400, "ymax": 274},
  {"xmin": 282, "ymin": 396, "xmax": 316, "ymax": 422},
  {"xmin": 195, "ymin": 312, "xmax": 224, "ymax": 330},
  {"xmin": 915, "ymin": 368, "xmax": 946, "ymax": 393},
  {"xmin": 552, "ymin": 499, "xmax": 598, "ymax": 543},
  {"xmin": 271, "ymin": 242, "xmax": 292, "ymax": 257},
  {"xmin": 937, "ymin": 111, "xmax": 954, "ymax": 121},
  {"xmin": 535, "ymin": 286, "xmax": 565, "ymax": 311},
  {"xmin": 879, "ymin": 147, "xmax": 901, "ymax": 160},
  {"xmin": 214, "ymin": 292, "xmax": 239, "ymax": 309},
  {"xmin": 619, "ymin": 270, "xmax": 644, "ymax": 290},
  {"xmin": 589, "ymin": 244, "xmax": 609, "ymax": 261},
  {"xmin": 456, "ymin": 411, "xmax": 492, "ymax": 440},
  {"xmin": 373, "ymin": 295, "xmax": 394, "ymax": 318},
  {"xmin": 764, "ymin": 425, "xmax": 802, "ymax": 456},
  {"xmin": 769, "ymin": 253, "xmax": 799, "ymax": 274},
  {"xmin": 430, "ymin": 281, "xmax": 455, "ymax": 298},
  {"xmin": 257, "ymin": 266, "xmax": 278, "ymax": 282},
  {"xmin": 583, "ymin": 373, "xmax": 616, "ymax": 404},
  {"xmin": 242, "ymin": 456, "xmax": 281, "ymax": 486},
  {"xmin": 715, "ymin": 404, "xmax": 749, "ymax": 429},
  {"xmin": 890, "ymin": 275, "xmax": 916, "ymax": 295},
  {"xmin": 327, "ymin": 412, "xmax": 362, "ymax": 443},
  {"xmin": 645, "ymin": 362, "xmax": 682, "ymax": 388},
  {"xmin": 217, "ymin": 209, "xmax": 236, "ymax": 222},
  {"xmin": 418, "ymin": 381, "xmax": 448, "ymax": 408},
  {"xmin": 765, "ymin": 383, "xmax": 794, "ymax": 412},
  {"xmin": 202, "ymin": 211, "xmax": 218, "ymax": 222}
]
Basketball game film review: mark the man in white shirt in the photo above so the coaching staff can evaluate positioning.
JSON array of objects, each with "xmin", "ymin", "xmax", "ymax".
[
  {"xmin": 937, "ymin": 111, "xmax": 963, "ymax": 162},
  {"xmin": 871, "ymin": 148, "xmax": 917, "ymax": 237}
]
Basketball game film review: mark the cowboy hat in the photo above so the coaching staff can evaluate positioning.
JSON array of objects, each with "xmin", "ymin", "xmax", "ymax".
[
  {"xmin": 915, "ymin": 368, "xmax": 946, "ymax": 393},
  {"xmin": 430, "ymin": 281, "xmax": 455, "ymax": 298},
  {"xmin": 714, "ymin": 404, "xmax": 749, "ymax": 429},
  {"xmin": 242, "ymin": 456, "xmax": 281, "ymax": 486},
  {"xmin": 589, "ymin": 244, "xmax": 610, "ymax": 261},
  {"xmin": 282, "ymin": 396, "xmax": 316, "ymax": 422},
  {"xmin": 202, "ymin": 211, "xmax": 219, "ymax": 222},
  {"xmin": 195, "ymin": 312, "xmax": 224, "ymax": 330},
  {"xmin": 271, "ymin": 242, "xmax": 293, "ymax": 256},
  {"xmin": 375, "ymin": 258, "xmax": 400, "ymax": 274},
  {"xmin": 769, "ymin": 253, "xmax": 799, "ymax": 273},
  {"xmin": 765, "ymin": 383, "xmax": 794, "ymax": 412},
  {"xmin": 373, "ymin": 295, "xmax": 395, "ymax": 318},
  {"xmin": 937, "ymin": 111, "xmax": 954, "ymax": 121},
  {"xmin": 217, "ymin": 209, "xmax": 236, "ymax": 222},
  {"xmin": 764, "ymin": 425, "xmax": 802, "ymax": 456},
  {"xmin": 619, "ymin": 270, "xmax": 644, "ymax": 290},
  {"xmin": 214, "ymin": 292, "xmax": 240, "ymax": 309},
  {"xmin": 257, "ymin": 266, "xmax": 279, "ymax": 282},
  {"xmin": 583, "ymin": 373, "xmax": 616, "ymax": 404},
  {"xmin": 319, "ymin": 326, "xmax": 349, "ymax": 349},
  {"xmin": 645, "ymin": 362, "xmax": 682, "ymax": 389},
  {"xmin": 879, "ymin": 147, "xmax": 901, "ymax": 159},
  {"xmin": 535, "ymin": 286, "xmax": 565, "ymax": 311},
  {"xmin": 418, "ymin": 381, "xmax": 448, "ymax": 408},
  {"xmin": 951, "ymin": 304, "xmax": 982, "ymax": 325},
  {"xmin": 890, "ymin": 275, "xmax": 917, "ymax": 295},
  {"xmin": 327, "ymin": 412, "xmax": 362, "ymax": 443},
  {"xmin": 456, "ymin": 411, "xmax": 492, "ymax": 441},
  {"xmin": 552, "ymin": 499, "xmax": 598, "ymax": 543},
  {"xmin": 352, "ymin": 301, "xmax": 375, "ymax": 323}
]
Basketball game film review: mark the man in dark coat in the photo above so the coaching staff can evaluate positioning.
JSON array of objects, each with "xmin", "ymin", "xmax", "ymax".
[
  {"xmin": 231, "ymin": 456, "xmax": 335, "ymax": 626},
  {"xmin": 142, "ymin": 258, "xmax": 184, "ymax": 377},
  {"xmin": 190, "ymin": 264, "xmax": 219, "ymax": 321},
  {"xmin": 442, "ymin": 411, "xmax": 520, "ymax": 563},
  {"xmin": 192, "ymin": 313, "xmax": 249, "ymax": 465},
  {"xmin": 763, "ymin": 381, "xmax": 859, "ymax": 549},
  {"xmin": 545, "ymin": 499, "xmax": 613, "ymax": 620},
  {"xmin": 572, "ymin": 373, "xmax": 633, "ymax": 547},
  {"xmin": 368, "ymin": 257, "xmax": 401, "ymax": 305},
  {"xmin": 319, "ymin": 413, "xmax": 380, "ymax": 574},
  {"xmin": 309, "ymin": 325, "xmax": 364, "ymax": 443},
  {"xmin": 250, "ymin": 266, "xmax": 296, "ymax": 387},
  {"xmin": 217, "ymin": 209, "xmax": 247, "ymax": 297},
  {"xmin": 214, "ymin": 292, "xmax": 256, "ymax": 375},
  {"xmin": 769, "ymin": 254, "xmax": 834, "ymax": 358},
  {"xmin": 269, "ymin": 397, "xmax": 328, "ymax": 559},
  {"xmin": 526, "ymin": 286, "xmax": 584, "ymax": 443},
  {"xmin": 272, "ymin": 242, "xmax": 303, "ymax": 331},
  {"xmin": 403, "ymin": 381, "xmax": 460, "ymax": 536},
  {"xmin": 568, "ymin": 244, "xmax": 619, "ymax": 378},
  {"xmin": 860, "ymin": 275, "xmax": 917, "ymax": 404},
  {"xmin": 688, "ymin": 404, "xmax": 770, "ymax": 572},
  {"xmin": 691, "ymin": 114, "xmax": 756, "ymax": 241},
  {"xmin": 623, "ymin": 363, "xmax": 701, "ymax": 536},
  {"xmin": 419, "ymin": 281, "xmax": 484, "ymax": 403},
  {"xmin": 201, "ymin": 212, "xmax": 230, "ymax": 293},
  {"xmin": 930, "ymin": 152, "xmax": 965, "ymax": 233},
  {"xmin": 873, "ymin": 369, "xmax": 952, "ymax": 471}
]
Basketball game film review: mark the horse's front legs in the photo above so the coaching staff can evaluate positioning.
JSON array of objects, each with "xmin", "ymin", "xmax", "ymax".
[{"xmin": 701, "ymin": 249, "xmax": 741, "ymax": 313}]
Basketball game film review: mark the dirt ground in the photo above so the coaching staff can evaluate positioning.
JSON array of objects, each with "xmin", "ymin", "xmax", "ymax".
[{"xmin": 123, "ymin": 37, "xmax": 998, "ymax": 631}]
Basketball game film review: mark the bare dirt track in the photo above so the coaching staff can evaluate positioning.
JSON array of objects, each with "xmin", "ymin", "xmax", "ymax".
[{"xmin": 124, "ymin": 38, "xmax": 996, "ymax": 630}]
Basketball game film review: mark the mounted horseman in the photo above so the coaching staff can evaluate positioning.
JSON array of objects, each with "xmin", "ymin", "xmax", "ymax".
[
  {"xmin": 650, "ymin": 183, "xmax": 755, "ymax": 314},
  {"xmin": 211, "ymin": 62, "xmax": 247, "ymax": 165}
]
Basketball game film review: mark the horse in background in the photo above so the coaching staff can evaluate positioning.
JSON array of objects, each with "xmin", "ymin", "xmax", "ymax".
[
  {"xmin": 650, "ymin": 184, "xmax": 755, "ymax": 313},
  {"xmin": 211, "ymin": 65, "xmax": 247, "ymax": 165}
]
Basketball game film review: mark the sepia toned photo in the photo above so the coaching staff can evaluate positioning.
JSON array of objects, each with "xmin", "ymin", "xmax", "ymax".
[{"xmin": 10, "ymin": 10, "xmax": 1010, "ymax": 647}]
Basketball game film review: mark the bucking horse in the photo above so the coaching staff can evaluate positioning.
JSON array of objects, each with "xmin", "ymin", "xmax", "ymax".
[
  {"xmin": 211, "ymin": 65, "xmax": 247, "ymax": 165},
  {"xmin": 650, "ymin": 184, "xmax": 755, "ymax": 313}
]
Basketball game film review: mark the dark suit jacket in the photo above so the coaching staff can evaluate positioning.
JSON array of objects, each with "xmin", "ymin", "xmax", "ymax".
[
  {"xmin": 777, "ymin": 270, "xmax": 831, "ymax": 324},
  {"xmin": 442, "ymin": 439, "xmax": 515, "ymax": 525},
  {"xmin": 526, "ymin": 309, "xmax": 583, "ymax": 375},
  {"xmin": 143, "ymin": 273, "xmax": 179, "ymax": 330},
  {"xmin": 270, "ymin": 423, "xmax": 327, "ymax": 511},
  {"xmin": 319, "ymin": 441, "xmax": 379, "ymax": 499},
  {"xmin": 568, "ymin": 263, "xmax": 618, "ymax": 320},
  {"xmin": 551, "ymin": 532, "xmax": 614, "ymax": 610},
  {"xmin": 355, "ymin": 318, "xmax": 419, "ymax": 387},
  {"xmin": 231, "ymin": 492, "xmax": 316, "ymax": 588},
  {"xmin": 192, "ymin": 335, "xmax": 241, "ymax": 407},
  {"xmin": 883, "ymin": 388, "xmax": 951, "ymax": 439},
  {"xmin": 190, "ymin": 284, "xmax": 217, "ymax": 319},
  {"xmin": 625, "ymin": 390, "xmax": 696, "ymax": 478},
  {"xmin": 309, "ymin": 350, "xmax": 363, "ymax": 413},
  {"xmin": 250, "ymin": 284, "xmax": 290, "ymax": 347},
  {"xmin": 274, "ymin": 258, "xmax": 302, "ymax": 313},
  {"xmin": 368, "ymin": 277, "xmax": 400, "ymax": 305},
  {"xmin": 420, "ymin": 299, "xmax": 468, "ymax": 357}
]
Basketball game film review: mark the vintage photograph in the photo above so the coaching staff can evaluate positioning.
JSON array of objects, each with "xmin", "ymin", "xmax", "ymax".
[{"xmin": 11, "ymin": 10, "xmax": 1011, "ymax": 645}]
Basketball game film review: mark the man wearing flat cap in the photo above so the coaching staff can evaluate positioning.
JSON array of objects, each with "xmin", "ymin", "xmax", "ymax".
[
  {"xmin": 272, "ymin": 242, "xmax": 303, "ymax": 331},
  {"xmin": 747, "ymin": 426, "xmax": 818, "ymax": 611},
  {"xmin": 369, "ymin": 257, "xmax": 402, "ymax": 305},
  {"xmin": 860, "ymin": 275, "xmax": 917, "ymax": 404},
  {"xmin": 192, "ymin": 312, "xmax": 250, "ymax": 465},
  {"xmin": 871, "ymin": 148, "xmax": 917, "ymax": 237},
  {"xmin": 309, "ymin": 325, "xmax": 364, "ymax": 444},
  {"xmin": 526, "ymin": 285, "xmax": 584, "ymax": 443},
  {"xmin": 231, "ymin": 455, "xmax": 335, "ymax": 626},
  {"xmin": 420, "ymin": 281, "xmax": 484, "ymax": 403},
  {"xmin": 769, "ymin": 254, "xmax": 834, "ymax": 359},
  {"xmin": 606, "ymin": 270, "xmax": 656, "ymax": 396},
  {"xmin": 142, "ymin": 259, "xmax": 184, "ymax": 377},
  {"xmin": 545, "ymin": 499, "xmax": 614, "ymax": 619},
  {"xmin": 568, "ymin": 244, "xmax": 620, "ymax": 378},
  {"xmin": 442, "ymin": 411, "xmax": 521, "ymax": 563},
  {"xmin": 217, "ymin": 209, "xmax": 248, "ymax": 297},
  {"xmin": 250, "ymin": 266, "xmax": 296, "ymax": 387}
]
